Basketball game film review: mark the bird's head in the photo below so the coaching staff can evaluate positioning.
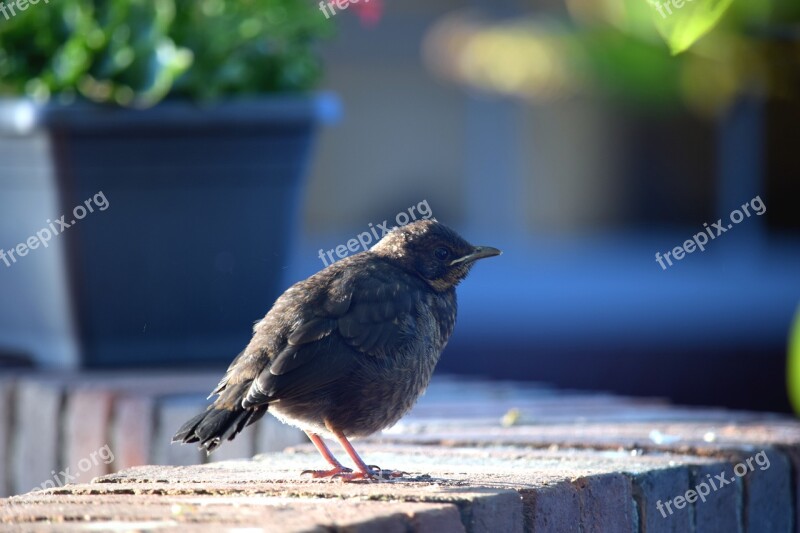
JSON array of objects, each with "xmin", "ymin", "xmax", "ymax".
[{"xmin": 371, "ymin": 219, "xmax": 501, "ymax": 291}]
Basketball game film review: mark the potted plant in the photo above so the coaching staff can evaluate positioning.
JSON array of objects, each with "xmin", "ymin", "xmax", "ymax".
[{"xmin": 0, "ymin": 0, "xmax": 338, "ymax": 368}]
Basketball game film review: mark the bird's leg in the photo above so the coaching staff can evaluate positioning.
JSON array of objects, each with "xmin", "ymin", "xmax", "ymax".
[
  {"xmin": 301, "ymin": 432, "xmax": 353, "ymax": 478},
  {"xmin": 330, "ymin": 429, "xmax": 406, "ymax": 481}
]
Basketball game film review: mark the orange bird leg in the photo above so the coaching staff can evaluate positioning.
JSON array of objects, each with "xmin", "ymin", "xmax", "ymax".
[
  {"xmin": 301, "ymin": 432, "xmax": 353, "ymax": 478},
  {"xmin": 331, "ymin": 429, "xmax": 406, "ymax": 481}
]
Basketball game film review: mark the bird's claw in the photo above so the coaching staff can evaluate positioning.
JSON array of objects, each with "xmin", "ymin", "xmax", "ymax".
[
  {"xmin": 301, "ymin": 466, "xmax": 353, "ymax": 478},
  {"xmin": 332, "ymin": 467, "xmax": 407, "ymax": 482},
  {"xmin": 370, "ymin": 465, "xmax": 407, "ymax": 478}
]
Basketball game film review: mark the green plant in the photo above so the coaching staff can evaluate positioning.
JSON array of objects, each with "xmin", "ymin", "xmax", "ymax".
[
  {"xmin": 0, "ymin": 0, "xmax": 332, "ymax": 106},
  {"xmin": 426, "ymin": 0, "xmax": 800, "ymax": 114}
]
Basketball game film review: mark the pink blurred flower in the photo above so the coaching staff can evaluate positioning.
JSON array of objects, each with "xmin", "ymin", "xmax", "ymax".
[{"xmin": 351, "ymin": 0, "xmax": 382, "ymax": 27}]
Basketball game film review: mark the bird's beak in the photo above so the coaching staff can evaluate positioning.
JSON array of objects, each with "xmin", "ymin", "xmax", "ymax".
[{"xmin": 450, "ymin": 246, "xmax": 502, "ymax": 266}]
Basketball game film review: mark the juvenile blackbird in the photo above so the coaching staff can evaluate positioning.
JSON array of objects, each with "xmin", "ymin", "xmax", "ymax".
[{"xmin": 173, "ymin": 220, "xmax": 500, "ymax": 480}]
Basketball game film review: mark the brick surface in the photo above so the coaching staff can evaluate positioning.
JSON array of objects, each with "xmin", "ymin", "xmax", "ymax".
[
  {"xmin": 629, "ymin": 466, "xmax": 690, "ymax": 532},
  {"xmin": 574, "ymin": 473, "xmax": 635, "ymax": 533},
  {"xmin": 689, "ymin": 463, "xmax": 742, "ymax": 533},
  {"xmin": 112, "ymin": 395, "xmax": 155, "ymax": 471},
  {"xmin": 373, "ymin": 420, "xmax": 800, "ymax": 452},
  {"xmin": 0, "ymin": 379, "xmax": 13, "ymax": 497},
  {"xmin": 2, "ymin": 439, "xmax": 797, "ymax": 531},
  {"xmin": 1, "ymin": 492, "xmax": 463, "ymax": 532},
  {"xmin": 739, "ymin": 447, "xmax": 792, "ymax": 533},
  {"xmin": 64, "ymin": 389, "xmax": 114, "ymax": 484},
  {"xmin": 2, "ymin": 374, "xmax": 800, "ymax": 531},
  {"xmin": 411, "ymin": 503, "xmax": 466, "ymax": 532},
  {"xmin": 10, "ymin": 379, "xmax": 62, "ymax": 495},
  {"xmin": 523, "ymin": 481, "xmax": 581, "ymax": 532},
  {"xmin": 83, "ymin": 445, "xmax": 729, "ymax": 532},
  {"xmin": 775, "ymin": 445, "xmax": 800, "ymax": 533},
  {"xmin": 465, "ymin": 489, "xmax": 523, "ymax": 533}
]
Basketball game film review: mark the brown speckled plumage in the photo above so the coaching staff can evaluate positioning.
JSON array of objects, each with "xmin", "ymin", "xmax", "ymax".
[{"xmin": 173, "ymin": 220, "xmax": 500, "ymax": 480}]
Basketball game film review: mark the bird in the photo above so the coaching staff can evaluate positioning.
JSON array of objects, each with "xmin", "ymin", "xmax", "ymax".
[{"xmin": 172, "ymin": 219, "xmax": 501, "ymax": 480}]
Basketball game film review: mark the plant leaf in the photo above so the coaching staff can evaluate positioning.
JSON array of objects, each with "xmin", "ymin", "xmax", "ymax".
[{"xmin": 650, "ymin": 0, "xmax": 735, "ymax": 54}]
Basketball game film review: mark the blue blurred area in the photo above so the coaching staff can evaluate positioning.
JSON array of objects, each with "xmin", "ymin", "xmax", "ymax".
[{"xmin": 288, "ymin": 228, "xmax": 800, "ymax": 411}]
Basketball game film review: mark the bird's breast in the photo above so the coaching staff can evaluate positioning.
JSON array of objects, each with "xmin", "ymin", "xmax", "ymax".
[
  {"xmin": 330, "ymin": 291, "xmax": 456, "ymax": 436},
  {"xmin": 269, "ymin": 289, "xmax": 458, "ymax": 439}
]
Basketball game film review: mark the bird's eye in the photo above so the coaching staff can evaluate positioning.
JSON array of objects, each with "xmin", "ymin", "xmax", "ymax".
[{"xmin": 434, "ymin": 247, "xmax": 450, "ymax": 261}]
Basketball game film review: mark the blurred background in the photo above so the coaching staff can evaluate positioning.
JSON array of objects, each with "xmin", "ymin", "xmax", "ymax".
[
  {"xmin": 1, "ymin": 0, "xmax": 799, "ymax": 414},
  {"xmin": 299, "ymin": 0, "xmax": 800, "ymax": 413}
]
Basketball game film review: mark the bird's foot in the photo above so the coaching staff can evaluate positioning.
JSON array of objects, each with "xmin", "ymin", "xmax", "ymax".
[
  {"xmin": 333, "ymin": 466, "xmax": 407, "ymax": 482},
  {"xmin": 301, "ymin": 466, "xmax": 353, "ymax": 479}
]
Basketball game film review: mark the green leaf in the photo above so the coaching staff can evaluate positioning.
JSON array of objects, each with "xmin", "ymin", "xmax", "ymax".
[
  {"xmin": 650, "ymin": 0, "xmax": 735, "ymax": 54},
  {"xmin": 787, "ymin": 304, "xmax": 800, "ymax": 414},
  {"xmin": 0, "ymin": 0, "xmax": 331, "ymax": 105}
]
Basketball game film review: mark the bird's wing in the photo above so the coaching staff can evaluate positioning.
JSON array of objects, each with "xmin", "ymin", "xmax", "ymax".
[
  {"xmin": 335, "ymin": 274, "xmax": 418, "ymax": 358},
  {"xmin": 206, "ymin": 269, "xmax": 353, "ymax": 399},
  {"xmin": 242, "ymin": 263, "xmax": 421, "ymax": 407}
]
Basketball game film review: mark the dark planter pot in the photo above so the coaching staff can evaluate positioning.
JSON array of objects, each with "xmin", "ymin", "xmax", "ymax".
[{"xmin": 0, "ymin": 96, "xmax": 337, "ymax": 368}]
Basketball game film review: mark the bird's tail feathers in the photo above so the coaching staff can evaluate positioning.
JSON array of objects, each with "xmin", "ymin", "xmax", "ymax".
[{"xmin": 172, "ymin": 382, "xmax": 267, "ymax": 454}]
